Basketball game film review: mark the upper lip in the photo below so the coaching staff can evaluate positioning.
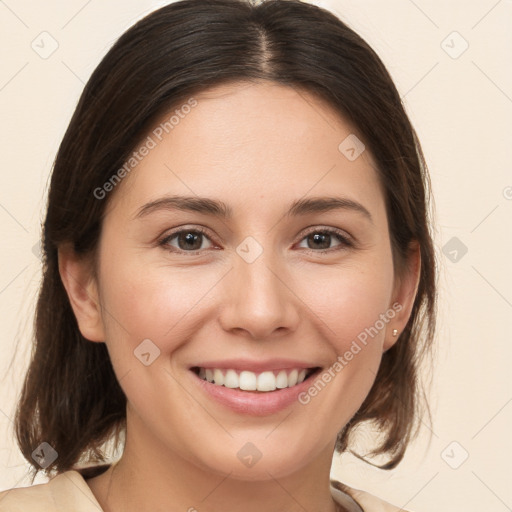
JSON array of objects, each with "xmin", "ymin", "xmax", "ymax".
[{"xmin": 190, "ymin": 358, "xmax": 320, "ymax": 373}]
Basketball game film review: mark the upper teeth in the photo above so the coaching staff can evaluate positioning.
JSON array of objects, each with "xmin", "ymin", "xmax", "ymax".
[{"xmin": 198, "ymin": 368, "xmax": 310, "ymax": 392}]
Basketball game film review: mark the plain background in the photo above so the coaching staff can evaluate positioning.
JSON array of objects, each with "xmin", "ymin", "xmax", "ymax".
[{"xmin": 0, "ymin": 1, "xmax": 511, "ymax": 510}]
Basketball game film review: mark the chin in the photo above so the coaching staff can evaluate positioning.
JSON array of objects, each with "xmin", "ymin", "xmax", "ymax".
[{"xmin": 195, "ymin": 441, "xmax": 318, "ymax": 482}]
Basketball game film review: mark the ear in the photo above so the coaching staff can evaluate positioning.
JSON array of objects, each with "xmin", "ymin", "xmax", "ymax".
[
  {"xmin": 58, "ymin": 243, "xmax": 105, "ymax": 343},
  {"xmin": 383, "ymin": 240, "xmax": 421, "ymax": 352}
]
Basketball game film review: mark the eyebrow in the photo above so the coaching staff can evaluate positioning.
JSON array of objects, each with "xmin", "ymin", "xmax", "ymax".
[{"xmin": 134, "ymin": 195, "xmax": 373, "ymax": 224}]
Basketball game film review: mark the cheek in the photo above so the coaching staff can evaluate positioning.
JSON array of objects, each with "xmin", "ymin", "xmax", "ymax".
[
  {"xmin": 300, "ymin": 258, "xmax": 394, "ymax": 352},
  {"xmin": 96, "ymin": 248, "xmax": 222, "ymax": 367},
  {"xmin": 294, "ymin": 268, "xmax": 395, "ymax": 428}
]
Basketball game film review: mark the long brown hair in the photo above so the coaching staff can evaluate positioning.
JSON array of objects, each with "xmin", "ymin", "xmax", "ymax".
[{"xmin": 14, "ymin": 0, "xmax": 437, "ymax": 479}]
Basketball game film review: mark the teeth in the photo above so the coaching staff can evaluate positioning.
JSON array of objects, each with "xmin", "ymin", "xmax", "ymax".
[
  {"xmin": 257, "ymin": 371, "xmax": 276, "ymax": 391},
  {"xmin": 197, "ymin": 367, "xmax": 311, "ymax": 392},
  {"xmin": 213, "ymin": 369, "xmax": 224, "ymax": 386},
  {"xmin": 275, "ymin": 370, "xmax": 289, "ymax": 389},
  {"xmin": 224, "ymin": 369, "xmax": 238, "ymax": 389},
  {"xmin": 288, "ymin": 369, "xmax": 299, "ymax": 387},
  {"xmin": 240, "ymin": 371, "xmax": 257, "ymax": 390}
]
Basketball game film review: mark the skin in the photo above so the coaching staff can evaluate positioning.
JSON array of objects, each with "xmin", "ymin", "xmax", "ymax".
[{"xmin": 59, "ymin": 80, "xmax": 420, "ymax": 512}]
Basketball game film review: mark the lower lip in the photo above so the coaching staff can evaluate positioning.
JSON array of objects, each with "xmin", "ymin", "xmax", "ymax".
[{"xmin": 189, "ymin": 368, "xmax": 321, "ymax": 416}]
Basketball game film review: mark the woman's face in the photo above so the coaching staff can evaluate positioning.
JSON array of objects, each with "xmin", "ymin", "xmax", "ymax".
[{"xmin": 67, "ymin": 81, "xmax": 418, "ymax": 480}]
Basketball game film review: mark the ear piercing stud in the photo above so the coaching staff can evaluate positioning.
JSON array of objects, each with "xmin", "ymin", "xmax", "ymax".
[{"xmin": 392, "ymin": 329, "xmax": 398, "ymax": 337}]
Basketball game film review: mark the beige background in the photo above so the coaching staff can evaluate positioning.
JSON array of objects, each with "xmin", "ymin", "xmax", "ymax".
[{"xmin": 1, "ymin": 0, "xmax": 511, "ymax": 510}]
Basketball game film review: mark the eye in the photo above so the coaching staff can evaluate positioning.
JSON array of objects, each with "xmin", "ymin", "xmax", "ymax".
[
  {"xmin": 158, "ymin": 226, "xmax": 353, "ymax": 255},
  {"xmin": 296, "ymin": 228, "xmax": 353, "ymax": 253},
  {"xmin": 159, "ymin": 227, "xmax": 215, "ymax": 254}
]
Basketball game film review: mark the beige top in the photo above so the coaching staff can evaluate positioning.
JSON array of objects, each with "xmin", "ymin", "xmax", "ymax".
[{"xmin": 0, "ymin": 466, "xmax": 410, "ymax": 512}]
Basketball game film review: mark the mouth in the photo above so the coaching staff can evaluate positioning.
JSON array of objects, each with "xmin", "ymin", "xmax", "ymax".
[{"xmin": 190, "ymin": 366, "xmax": 321, "ymax": 393}]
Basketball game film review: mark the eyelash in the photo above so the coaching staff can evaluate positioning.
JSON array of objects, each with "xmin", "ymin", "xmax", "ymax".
[{"xmin": 158, "ymin": 226, "xmax": 354, "ymax": 256}]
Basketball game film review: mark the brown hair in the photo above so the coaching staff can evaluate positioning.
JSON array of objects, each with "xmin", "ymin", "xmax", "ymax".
[{"xmin": 14, "ymin": 0, "xmax": 437, "ymax": 479}]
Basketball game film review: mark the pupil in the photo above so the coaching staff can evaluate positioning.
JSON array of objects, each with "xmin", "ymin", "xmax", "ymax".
[
  {"xmin": 180, "ymin": 232, "xmax": 201, "ymax": 250},
  {"xmin": 310, "ymin": 233, "xmax": 330, "ymax": 249}
]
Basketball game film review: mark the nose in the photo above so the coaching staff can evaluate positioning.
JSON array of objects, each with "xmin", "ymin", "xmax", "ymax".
[{"xmin": 218, "ymin": 250, "xmax": 301, "ymax": 340}]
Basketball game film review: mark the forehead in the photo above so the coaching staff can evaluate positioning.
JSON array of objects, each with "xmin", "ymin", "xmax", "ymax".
[{"xmin": 106, "ymin": 80, "xmax": 385, "ymax": 225}]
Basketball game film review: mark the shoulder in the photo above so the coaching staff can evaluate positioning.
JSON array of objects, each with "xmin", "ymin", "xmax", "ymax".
[
  {"xmin": 0, "ymin": 470, "xmax": 103, "ymax": 512},
  {"xmin": 331, "ymin": 479, "xmax": 413, "ymax": 512}
]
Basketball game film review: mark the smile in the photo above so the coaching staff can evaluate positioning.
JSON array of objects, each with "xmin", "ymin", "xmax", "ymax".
[{"xmin": 191, "ymin": 367, "xmax": 319, "ymax": 392}]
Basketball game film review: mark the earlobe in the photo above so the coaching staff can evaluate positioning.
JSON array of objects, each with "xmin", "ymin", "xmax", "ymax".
[
  {"xmin": 58, "ymin": 244, "xmax": 105, "ymax": 343},
  {"xmin": 384, "ymin": 241, "xmax": 421, "ymax": 352}
]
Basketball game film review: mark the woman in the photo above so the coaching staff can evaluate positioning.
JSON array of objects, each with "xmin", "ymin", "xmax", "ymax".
[{"xmin": 0, "ymin": 0, "xmax": 436, "ymax": 510}]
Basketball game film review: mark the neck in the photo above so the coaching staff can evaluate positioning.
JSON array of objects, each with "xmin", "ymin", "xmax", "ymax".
[{"xmin": 87, "ymin": 415, "xmax": 342, "ymax": 512}]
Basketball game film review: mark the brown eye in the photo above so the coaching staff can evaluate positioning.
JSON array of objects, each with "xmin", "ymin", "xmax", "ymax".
[
  {"xmin": 160, "ymin": 228, "xmax": 214, "ymax": 253},
  {"xmin": 297, "ymin": 228, "xmax": 353, "ymax": 253}
]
